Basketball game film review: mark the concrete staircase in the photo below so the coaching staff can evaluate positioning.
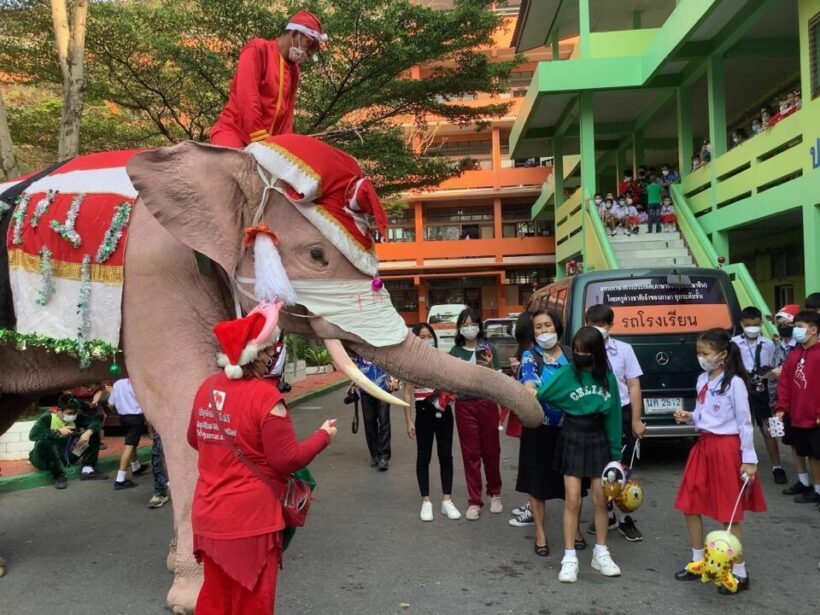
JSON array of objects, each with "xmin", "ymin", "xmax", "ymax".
[{"xmin": 608, "ymin": 228, "xmax": 695, "ymax": 268}]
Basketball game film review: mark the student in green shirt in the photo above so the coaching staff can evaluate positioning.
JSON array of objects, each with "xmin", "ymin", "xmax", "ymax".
[
  {"xmin": 448, "ymin": 308, "xmax": 502, "ymax": 521},
  {"xmin": 645, "ymin": 174, "xmax": 663, "ymax": 234},
  {"xmin": 536, "ymin": 327, "xmax": 623, "ymax": 583}
]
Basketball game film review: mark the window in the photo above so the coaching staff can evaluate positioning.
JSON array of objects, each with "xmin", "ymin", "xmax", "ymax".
[
  {"xmin": 507, "ymin": 268, "xmax": 552, "ymax": 307},
  {"xmin": 385, "ymin": 280, "xmax": 418, "ymax": 312},
  {"xmin": 501, "ymin": 204, "xmax": 551, "ymax": 237},
  {"xmin": 427, "ymin": 140, "xmax": 492, "ymax": 157},
  {"xmin": 425, "ymin": 206, "xmax": 494, "ymax": 240},
  {"xmin": 775, "ymin": 284, "xmax": 795, "ymax": 307},
  {"xmin": 387, "ymin": 227, "xmax": 415, "ymax": 242},
  {"xmin": 811, "ymin": 13, "xmax": 820, "ymax": 99},
  {"xmin": 505, "ymin": 71, "xmax": 534, "ymax": 89},
  {"xmin": 771, "ymin": 248, "xmax": 803, "ymax": 277}
]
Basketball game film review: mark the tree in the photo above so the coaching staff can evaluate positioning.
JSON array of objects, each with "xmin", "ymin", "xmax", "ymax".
[
  {"xmin": 0, "ymin": 0, "xmax": 520, "ymax": 194},
  {"xmin": 50, "ymin": 0, "xmax": 89, "ymax": 160},
  {"xmin": 0, "ymin": 87, "xmax": 21, "ymax": 178}
]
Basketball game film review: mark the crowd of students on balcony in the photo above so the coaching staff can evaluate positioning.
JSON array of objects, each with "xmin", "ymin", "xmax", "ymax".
[{"xmin": 594, "ymin": 165, "xmax": 679, "ymax": 236}]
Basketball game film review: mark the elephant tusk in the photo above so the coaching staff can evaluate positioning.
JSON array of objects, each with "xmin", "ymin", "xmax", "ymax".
[{"xmin": 324, "ymin": 339, "xmax": 409, "ymax": 408}]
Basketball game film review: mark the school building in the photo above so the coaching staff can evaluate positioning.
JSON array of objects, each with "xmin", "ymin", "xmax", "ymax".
[
  {"xmin": 375, "ymin": 4, "xmax": 577, "ymax": 324},
  {"xmin": 507, "ymin": 0, "xmax": 820, "ymax": 315}
]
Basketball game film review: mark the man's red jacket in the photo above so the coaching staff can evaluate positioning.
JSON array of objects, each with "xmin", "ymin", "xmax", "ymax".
[
  {"xmin": 776, "ymin": 342, "xmax": 820, "ymax": 428},
  {"xmin": 210, "ymin": 39, "xmax": 299, "ymax": 148}
]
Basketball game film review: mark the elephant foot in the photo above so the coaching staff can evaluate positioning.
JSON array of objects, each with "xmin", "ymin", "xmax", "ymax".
[
  {"xmin": 167, "ymin": 559, "xmax": 202, "ymax": 615},
  {"xmin": 166, "ymin": 535, "xmax": 178, "ymax": 573}
]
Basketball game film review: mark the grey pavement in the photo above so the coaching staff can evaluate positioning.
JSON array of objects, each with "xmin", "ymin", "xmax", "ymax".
[{"xmin": 1, "ymin": 387, "xmax": 818, "ymax": 614}]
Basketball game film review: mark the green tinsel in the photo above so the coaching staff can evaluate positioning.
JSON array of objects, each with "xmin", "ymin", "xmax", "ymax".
[
  {"xmin": 95, "ymin": 202, "xmax": 133, "ymax": 263},
  {"xmin": 0, "ymin": 328, "xmax": 120, "ymax": 365},
  {"xmin": 0, "ymin": 199, "xmax": 12, "ymax": 222}
]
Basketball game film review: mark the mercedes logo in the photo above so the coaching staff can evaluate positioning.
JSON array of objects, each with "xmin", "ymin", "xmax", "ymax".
[{"xmin": 655, "ymin": 352, "xmax": 670, "ymax": 366}]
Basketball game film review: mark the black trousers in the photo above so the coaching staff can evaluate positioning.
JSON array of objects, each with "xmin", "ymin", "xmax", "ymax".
[
  {"xmin": 361, "ymin": 391, "xmax": 391, "ymax": 461},
  {"xmin": 415, "ymin": 401, "xmax": 454, "ymax": 497},
  {"xmin": 647, "ymin": 204, "xmax": 662, "ymax": 232}
]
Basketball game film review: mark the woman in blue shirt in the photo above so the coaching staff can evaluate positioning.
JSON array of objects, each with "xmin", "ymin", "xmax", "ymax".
[{"xmin": 511, "ymin": 309, "xmax": 586, "ymax": 556}]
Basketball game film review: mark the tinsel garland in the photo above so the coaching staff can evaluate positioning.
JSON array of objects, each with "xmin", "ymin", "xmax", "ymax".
[
  {"xmin": 31, "ymin": 190, "xmax": 58, "ymax": 228},
  {"xmin": 50, "ymin": 193, "xmax": 85, "ymax": 248},
  {"xmin": 0, "ymin": 199, "xmax": 12, "ymax": 222},
  {"xmin": 76, "ymin": 255, "xmax": 92, "ymax": 368},
  {"xmin": 0, "ymin": 329, "xmax": 119, "ymax": 362},
  {"xmin": 95, "ymin": 202, "xmax": 132, "ymax": 263},
  {"xmin": 11, "ymin": 193, "xmax": 31, "ymax": 245},
  {"xmin": 35, "ymin": 247, "xmax": 55, "ymax": 306}
]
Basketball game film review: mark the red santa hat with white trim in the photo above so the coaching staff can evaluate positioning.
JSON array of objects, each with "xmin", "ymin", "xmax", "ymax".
[
  {"xmin": 214, "ymin": 301, "xmax": 283, "ymax": 379},
  {"xmin": 245, "ymin": 134, "xmax": 387, "ymax": 277},
  {"xmin": 285, "ymin": 9, "xmax": 328, "ymax": 42},
  {"xmin": 775, "ymin": 304, "xmax": 800, "ymax": 322}
]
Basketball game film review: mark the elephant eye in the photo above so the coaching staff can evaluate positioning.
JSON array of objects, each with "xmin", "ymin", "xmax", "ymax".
[{"xmin": 309, "ymin": 247, "xmax": 326, "ymax": 263}]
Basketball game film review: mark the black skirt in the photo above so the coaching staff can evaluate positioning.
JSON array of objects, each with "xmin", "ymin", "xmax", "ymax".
[
  {"xmin": 553, "ymin": 414, "xmax": 610, "ymax": 479},
  {"xmin": 515, "ymin": 425, "xmax": 566, "ymax": 501}
]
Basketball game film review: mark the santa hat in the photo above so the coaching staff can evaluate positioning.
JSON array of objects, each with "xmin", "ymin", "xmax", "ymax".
[
  {"xmin": 775, "ymin": 304, "xmax": 800, "ymax": 323},
  {"xmin": 245, "ymin": 134, "xmax": 387, "ymax": 277},
  {"xmin": 214, "ymin": 301, "xmax": 283, "ymax": 379},
  {"xmin": 285, "ymin": 9, "xmax": 327, "ymax": 42}
]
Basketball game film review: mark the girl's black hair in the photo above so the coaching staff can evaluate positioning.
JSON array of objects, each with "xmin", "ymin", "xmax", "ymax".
[
  {"xmin": 454, "ymin": 307, "xmax": 484, "ymax": 347},
  {"xmin": 571, "ymin": 326, "xmax": 609, "ymax": 388},
  {"xmin": 411, "ymin": 322, "xmax": 438, "ymax": 348},
  {"xmin": 514, "ymin": 309, "xmax": 564, "ymax": 361},
  {"xmin": 698, "ymin": 328, "xmax": 750, "ymax": 394}
]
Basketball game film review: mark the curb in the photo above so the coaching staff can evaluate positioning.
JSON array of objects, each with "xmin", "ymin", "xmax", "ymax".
[
  {"xmin": 0, "ymin": 380, "xmax": 347, "ymax": 494},
  {"xmin": 0, "ymin": 446, "xmax": 152, "ymax": 494},
  {"xmin": 286, "ymin": 376, "xmax": 348, "ymax": 408}
]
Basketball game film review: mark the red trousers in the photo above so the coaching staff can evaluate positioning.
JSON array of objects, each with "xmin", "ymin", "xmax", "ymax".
[
  {"xmin": 195, "ymin": 550, "xmax": 280, "ymax": 615},
  {"xmin": 210, "ymin": 129, "xmax": 247, "ymax": 149},
  {"xmin": 455, "ymin": 398, "xmax": 502, "ymax": 506}
]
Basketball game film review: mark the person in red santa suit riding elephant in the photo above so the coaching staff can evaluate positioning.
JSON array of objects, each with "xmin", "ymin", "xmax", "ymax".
[
  {"xmin": 210, "ymin": 9, "xmax": 326, "ymax": 148},
  {"xmin": 188, "ymin": 300, "xmax": 337, "ymax": 614}
]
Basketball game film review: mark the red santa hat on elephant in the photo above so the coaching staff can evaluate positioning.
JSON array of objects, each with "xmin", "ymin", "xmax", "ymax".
[{"xmin": 214, "ymin": 301, "xmax": 283, "ymax": 379}]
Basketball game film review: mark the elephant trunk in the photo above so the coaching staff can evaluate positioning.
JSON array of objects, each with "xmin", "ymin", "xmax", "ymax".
[{"xmin": 350, "ymin": 334, "xmax": 544, "ymax": 428}]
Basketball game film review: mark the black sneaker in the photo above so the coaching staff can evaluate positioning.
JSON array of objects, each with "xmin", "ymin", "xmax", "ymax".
[
  {"xmin": 783, "ymin": 481, "xmax": 811, "ymax": 495},
  {"xmin": 794, "ymin": 491, "xmax": 820, "ymax": 504},
  {"xmin": 718, "ymin": 574, "xmax": 750, "ymax": 595},
  {"xmin": 674, "ymin": 567, "xmax": 700, "ymax": 581},
  {"xmin": 132, "ymin": 463, "xmax": 151, "ymax": 477},
  {"xmin": 508, "ymin": 508, "xmax": 535, "ymax": 527},
  {"xmin": 586, "ymin": 514, "xmax": 618, "ymax": 535},
  {"xmin": 79, "ymin": 470, "xmax": 108, "ymax": 481},
  {"xmin": 369, "ymin": 457, "xmax": 378, "ymax": 468},
  {"xmin": 618, "ymin": 516, "xmax": 643, "ymax": 542},
  {"xmin": 114, "ymin": 479, "xmax": 138, "ymax": 490},
  {"xmin": 377, "ymin": 458, "xmax": 389, "ymax": 472},
  {"xmin": 55, "ymin": 474, "xmax": 68, "ymax": 490},
  {"xmin": 772, "ymin": 468, "xmax": 788, "ymax": 485}
]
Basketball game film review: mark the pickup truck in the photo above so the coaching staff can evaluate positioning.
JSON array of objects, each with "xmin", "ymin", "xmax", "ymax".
[{"xmin": 427, "ymin": 304, "xmax": 468, "ymax": 353}]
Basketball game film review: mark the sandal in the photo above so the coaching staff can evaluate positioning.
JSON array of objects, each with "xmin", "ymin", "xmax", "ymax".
[
  {"xmin": 574, "ymin": 536, "xmax": 587, "ymax": 550},
  {"xmin": 534, "ymin": 542, "xmax": 550, "ymax": 557}
]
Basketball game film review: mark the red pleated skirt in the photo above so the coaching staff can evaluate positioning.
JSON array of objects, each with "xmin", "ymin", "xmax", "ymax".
[{"xmin": 674, "ymin": 432, "xmax": 767, "ymax": 523}]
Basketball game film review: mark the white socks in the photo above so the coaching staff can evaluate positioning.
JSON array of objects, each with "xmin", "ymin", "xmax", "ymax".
[
  {"xmin": 130, "ymin": 461, "xmax": 141, "ymax": 472},
  {"xmin": 814, "ymin": 484, "xmax": 820, "ymax": 495},
  {"xmin": 564, "ymin": 549, "xmax": 577, "ymax": 561},
  {"xmin": 116, "ymin": 470, "xmax": 127, "ymax": 482},
  {"xmin": 81, "ymin": 466, "xmax": 94, "ymax": 474},
  {"xmin": 593, "ymin": 544, "xmax": 609, "ymax": 556},
  {"xmin": 732, "ymin": 561, "xmax": 747, "ymax": 579},
  {"xmin": 798, "ymin": 473, "xmax": 810, "ymax": 487},
  {"xmin": 614, "ymin": 509, "xmax": 627, "ymax": 524},
  {"xmin": 692, "ymin": 548, "xmax": 704, "ymax": 562}
]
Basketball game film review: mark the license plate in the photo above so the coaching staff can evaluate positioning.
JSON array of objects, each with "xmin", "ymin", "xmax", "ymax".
[{"xmin": 643, "ymin": 397, "xmax": 684, "ymax": 414}]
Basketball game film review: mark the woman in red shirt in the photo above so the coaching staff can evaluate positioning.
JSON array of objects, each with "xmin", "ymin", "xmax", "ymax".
[{"xmin": 188, "ymin": 302, "xmax": 337, "ymax": 614}]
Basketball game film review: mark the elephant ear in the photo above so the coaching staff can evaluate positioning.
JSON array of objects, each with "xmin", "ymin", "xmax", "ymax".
[{"xmin": 126, "ymin": 141, "xmax": 259, "ymax": 276}]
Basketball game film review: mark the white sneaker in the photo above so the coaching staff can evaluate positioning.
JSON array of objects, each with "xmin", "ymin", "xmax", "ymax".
[
  {"xmin": 559, "ymin": 557, "xmax": 579, "ymax": 583},
  {"xmin": 441, "ymin": 500, "xmax": 462, "ymax": 520},
  {"xmin": 489, "ymin": 495, "xmax": 503, "ymax": 514},
  {"xmin": 465, "ymin": 504, "xmax": 481, "ymax": 520},
  {"xmin": 420, "ymin": 501, "xmax": 434, "ymax": 522},
  {"xmin": 591, "ymin": 548, "xmax": 621, "ymax": 577}
]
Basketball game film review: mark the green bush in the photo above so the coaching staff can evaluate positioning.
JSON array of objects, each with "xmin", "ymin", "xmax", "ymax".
[{"xmin": 304, "ymin": 347, "xmax": 332, "ymax": 367}]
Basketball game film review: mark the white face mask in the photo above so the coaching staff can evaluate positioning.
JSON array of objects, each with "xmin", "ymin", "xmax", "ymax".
[
  {"xmin": 698, "ymin": 356, "xmax": 718, "ymax": 372},
  {"xmin": 63, "ymin": 414, "xmax": 77, "ymax": 423},
  {"xmin": 425, "ymin": 339, "xmax": 436, "ymax": 348},
  {"xmin": 594, "ymin": 198, "xmax": 602, "ymax": 205},
  {"xmin": 743, "ymin": 326, "xmax": 761, "ymax": 338},
  {"xmin": 792, "ymin": 327, "xmax": 811, "ymax": 344},
  {"xmin": 535, "ymin": 332, "xmax": 558, "ymax": 350},
  {"xmin": 662, "ymin": 170, "xmax": 669, "ymax": 176},
  {"xmin": 593, "ymin": 325, "xmax": 609, "ymax": 340},
  {"xmin": 460, "ymin": 325, "xmax": 479, "ymax": 340}
]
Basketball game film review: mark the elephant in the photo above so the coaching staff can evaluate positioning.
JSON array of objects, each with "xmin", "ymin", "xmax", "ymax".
[{"xmin": 0, "ymin": 140, "xmax": 543, "ymax": 613}]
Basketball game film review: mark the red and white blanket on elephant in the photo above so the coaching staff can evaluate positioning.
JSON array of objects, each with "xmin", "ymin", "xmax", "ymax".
[{"xmin": 1, "ymin": 150, "xmax": 141, "ymax": 366}]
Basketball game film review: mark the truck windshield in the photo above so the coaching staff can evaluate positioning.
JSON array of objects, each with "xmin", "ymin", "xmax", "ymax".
[{"xmin": 584, "ymin": 275, "xmax": 732, "ymax": 334}]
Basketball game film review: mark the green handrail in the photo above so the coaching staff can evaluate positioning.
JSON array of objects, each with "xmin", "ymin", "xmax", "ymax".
[
  {"xmin": 723, "ymin": 263, "xmax": 777, "ymax": 336},
  {"xmin": 585, "ymin": 199, "xmax": 618, "ymax": 270},
  {"xmin": 669, "ymin": 183, "xmax": 718, "ymax": 267}
]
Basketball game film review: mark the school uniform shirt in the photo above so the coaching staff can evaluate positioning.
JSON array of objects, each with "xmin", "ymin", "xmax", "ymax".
[
  {"xmin": 732, "ymin": 335, "xmax": 775, "ymax": 373},
  {"xmin": 449, "ymin": 342, "xmax": 500, "ymax": 369},
  {"xmin": 612, "ymin": 204, "xmax": 627, "ymax": 219},
  {"xmin": 661, "ymin": 204, "xmax": 675, "ymax": 217},
  {"xmin": 775, "ymin": 343, "xmax": 820, "ymax": 428},
  {"xmin": 769, "ymin": 338, "xmax": 799, "ymax": 406},
  {"xmin": 638, "ymin": 212, "xmax": 648, "ymax": 224},
  {"xmin": 693, "ymin": 373, "xmax": 757, "ymax": 464},
  {"xmin": 536, "ymin": 366, "xmax": 622, "ymax": 460},
  {"xmin": 518, "ymin": 346, "xmax": 569, "ymax": 426},
  {"xmin": 109, "ymin": 378, "xmax": 143, "ymax": 416},
  {"xmin": 626, "ymin": 205, "xmax": 639, "ymax": 219},
  {"xmin": 605, "ymin": 338, "xmax": 643, "ymax": 407}
]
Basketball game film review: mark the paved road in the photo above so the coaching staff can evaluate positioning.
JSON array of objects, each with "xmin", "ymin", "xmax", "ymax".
[{"xmin": 2, "ymin": 387, "xmax": 818, "ymax": 614}]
